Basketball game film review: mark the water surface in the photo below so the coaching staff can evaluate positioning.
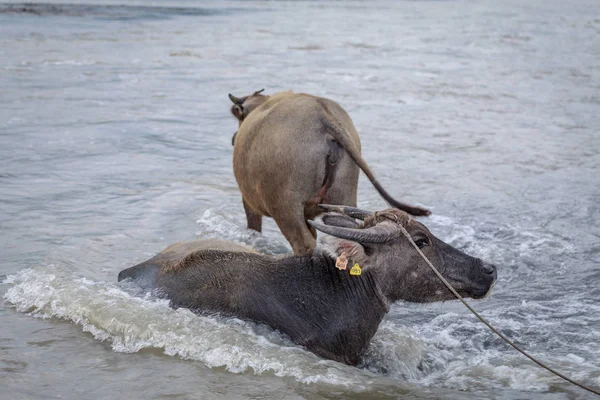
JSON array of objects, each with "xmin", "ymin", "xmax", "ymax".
[{"xmin": 1, "ymin": 0, "xmax": 599, "ymax": 398}]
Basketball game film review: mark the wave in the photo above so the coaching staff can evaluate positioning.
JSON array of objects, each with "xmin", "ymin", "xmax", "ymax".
[
  {"xmin": 0, "ymin": 3, "xmax": 248, "ymax": 20},
  {"xmin": 2, "ymin": 265, "xmax": 378, "ymax": 387},
  {"xmin": 3, "ymin": 209, "xmax": 598, "ymax": 396}
]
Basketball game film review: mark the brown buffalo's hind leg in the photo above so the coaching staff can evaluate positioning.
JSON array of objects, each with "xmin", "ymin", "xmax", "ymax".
[
  {"xmin": 273, "ymin": 208, "xmax": 317, "ymax": 256},
  {"xmin": 304, "ymin": 138, "xmax": 341, "ymax": 232},
  {"xmin": 243, "ymin": 199, "xmax": 262, "ymax": 232}
]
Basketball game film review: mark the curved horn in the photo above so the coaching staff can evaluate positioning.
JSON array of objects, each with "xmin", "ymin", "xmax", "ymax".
[
  {"xmin": 321, "ymin": 214, "xmax": 361, "ymax": 229},
  {"xmin": 228, "ymin": 93, "xmax": 246, "ymax": 104},
  {"xmin": 308, "ymin": 220, "xmax": 397, "ymax": 243},
  {"xmin": 318, "ymin": 204, "xmax": 373, "ymax": 220},
  {"xmin": 254, "ymin": 88, "xmax": 265, "ymax": 95}
]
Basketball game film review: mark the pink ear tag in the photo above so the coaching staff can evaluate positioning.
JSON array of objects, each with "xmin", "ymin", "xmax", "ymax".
[{"xmin": 335, "ymin": 253, "xmax": 349, "ymax": 270}]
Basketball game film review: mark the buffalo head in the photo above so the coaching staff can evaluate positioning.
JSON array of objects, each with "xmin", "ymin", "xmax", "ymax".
[
  {"xmin": 311, "ymin": 206, "xmax": 497, "ymax": 303},
  {"xmin": 228, "ymin": 89, "xmax": 268, "ymax": 124}
]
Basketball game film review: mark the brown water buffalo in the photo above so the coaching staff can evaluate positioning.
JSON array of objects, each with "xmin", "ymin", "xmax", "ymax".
[
  {"xmin": 228, "ymin": 90, "xmax": 431, "ymax": 255},
  {"xmin": 118, "ymin": 206, "xmax": 497, "ymax": 366}
]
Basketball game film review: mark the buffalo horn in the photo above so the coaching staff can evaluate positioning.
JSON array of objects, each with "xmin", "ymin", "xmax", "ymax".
[
  {"xmin": 318, "ymin": 204, "xmax": 373, "ymax": 220},
  {"xmin": 308, "ymin": 220, "xmax": 397, "ymax": 243},
  {"xmin": 321, "ymin": 214, "xmax": 361, "ymax": 229},
  {"xmin": 254, "ymin": 88, "xmax": 265, "ymax": 95},
  {"xmin": 228, "ymin": 93, "xmax": 246, "ymax": 104}
]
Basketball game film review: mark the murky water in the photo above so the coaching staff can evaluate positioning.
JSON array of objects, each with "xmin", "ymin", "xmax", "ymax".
[{"xmin": 1, "ymin": 0, "xmax": 599, "ymax": 398}]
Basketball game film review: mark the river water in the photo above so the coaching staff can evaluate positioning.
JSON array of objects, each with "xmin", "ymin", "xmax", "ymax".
[{"xmin": 1, "ymin": 0, "xmax": 599, "ymax": 399}]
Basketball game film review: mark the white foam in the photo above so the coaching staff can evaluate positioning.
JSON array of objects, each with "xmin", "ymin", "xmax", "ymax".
[
  {"xmin": 195, "ymin": 208, "xmax": 290, "ymax": 255},
  {"xmin": 2, "ymin": 265, "xmax": 373, "ymax": 387},
  {"xmin": 362, "ymin": 321, "xmax": 426, "ymax": 379},
  {"xmin": 3, "ymin": 213, "xmax": 599, "ymax": 395},
  {"xmin": 4, "ymin": 264, "xmax": 599, "ymax": 393}
]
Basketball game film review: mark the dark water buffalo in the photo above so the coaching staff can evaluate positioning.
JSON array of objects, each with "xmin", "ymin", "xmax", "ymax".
[
  {"xmin": 118, "ymin": 206, "xmax": 497, "ymax": 365},
  {"xmin": 229, "ymin": 90, "xmax": 431, "ymax": 256}
]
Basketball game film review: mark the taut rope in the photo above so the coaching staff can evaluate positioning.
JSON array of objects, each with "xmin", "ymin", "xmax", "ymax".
[{"xmin": 396, "ymin": 224, "xmax": 600, "ymax": 397}]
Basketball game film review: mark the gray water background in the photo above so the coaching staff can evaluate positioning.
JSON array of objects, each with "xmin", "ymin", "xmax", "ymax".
[{"xmin": 1, "ymin": 0, "xmax": 599, "ymax": 398}]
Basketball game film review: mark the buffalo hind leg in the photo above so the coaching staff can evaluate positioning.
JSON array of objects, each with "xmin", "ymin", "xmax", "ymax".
[
  {"xmin": 305, "ymin": 138, "xmax": 341, "ymax": 230},
  {"xmin": 243, "ymin": 199, "xmax": 262, "ymax": 233},
  {"xmin": 274, "ymin": 210, "xmax": 316, "ymax": 256}
]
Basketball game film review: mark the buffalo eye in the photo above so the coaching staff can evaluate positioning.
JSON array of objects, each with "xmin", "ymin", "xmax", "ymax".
[{"xmin": 414, "ymin": 237, "xmax": 430, "ymax": 249}]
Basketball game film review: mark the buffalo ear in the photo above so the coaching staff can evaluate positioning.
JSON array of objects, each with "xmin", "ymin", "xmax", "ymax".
[
  {"xmin": 231, "ymin": 105, "xmax": 243, "ymax": 119},
  {"xmin": 318, "ymin": 234, "xmax": 367, "ymax": 267}
]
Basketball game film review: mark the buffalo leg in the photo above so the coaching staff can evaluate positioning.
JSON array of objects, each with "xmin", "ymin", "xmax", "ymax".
[
  {"xmin": 273, "ymin": 209, "xmax": 316, "ymax": 256},
  {"xmin": 243, "ymin": 199, "xmax": 262, "ymax": 232},
  {"xmin": 305, "ymin": 138, "xmax": 341, "ymax": 224}
]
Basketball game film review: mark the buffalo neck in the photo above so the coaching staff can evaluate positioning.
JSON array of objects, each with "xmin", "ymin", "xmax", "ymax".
[
  {"xmin": 266, "ymin": 253, "xmax": 391, "ymax": 336},
  {"xmin": 311, "ymin": 253, "xmax": 390, "ymax": 312}
]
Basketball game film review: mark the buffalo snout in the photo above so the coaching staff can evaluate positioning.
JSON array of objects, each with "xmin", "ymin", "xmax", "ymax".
[{"xmin": 467, "ymin": 261, "xmax": 497, "ymax": 299}]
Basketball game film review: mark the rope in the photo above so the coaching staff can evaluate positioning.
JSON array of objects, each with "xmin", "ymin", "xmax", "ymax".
[{"xmin": 396, "ymin": 224, "xmax": 600, "ymax": 397}]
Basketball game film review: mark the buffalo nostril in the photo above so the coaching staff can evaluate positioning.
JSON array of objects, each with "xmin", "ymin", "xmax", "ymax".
[{"xmin": 482, "ymin": 263, "xmax": 496, "ymax": 275}]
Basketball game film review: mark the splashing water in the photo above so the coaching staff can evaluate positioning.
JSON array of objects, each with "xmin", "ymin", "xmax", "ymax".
[{"xmin": 2, "ymin": 0, "xmax": 600, "ymax": 398}]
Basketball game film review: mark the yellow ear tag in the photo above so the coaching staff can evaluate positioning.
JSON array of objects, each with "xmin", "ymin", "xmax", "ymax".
[{"xmin": 349, "ymin": 263, "xmax": 362, "ymax": 276}]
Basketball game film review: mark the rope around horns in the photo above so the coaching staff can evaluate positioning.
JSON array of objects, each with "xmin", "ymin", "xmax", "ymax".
[{"xmin": 395, "ymin": 224, "xmax": 600, "ymax": 397}]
